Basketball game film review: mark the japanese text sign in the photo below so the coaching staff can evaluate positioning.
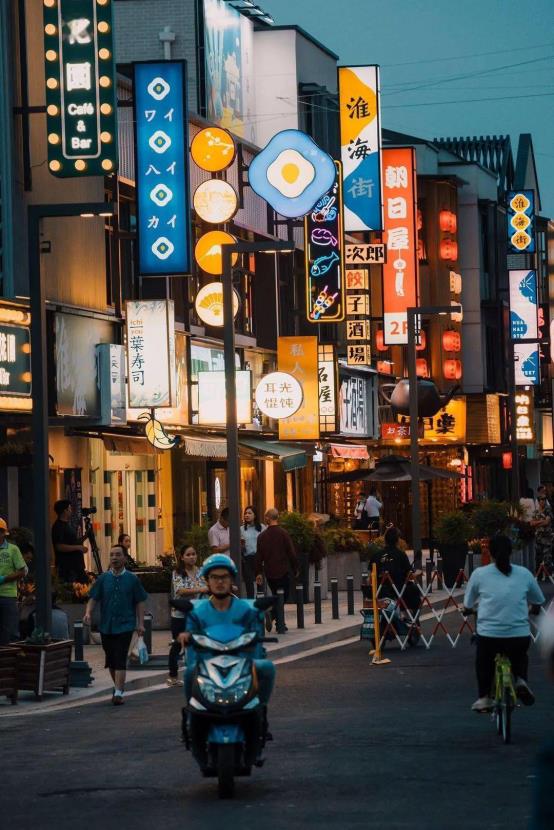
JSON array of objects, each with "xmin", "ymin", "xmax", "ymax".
[
  {"xmin": 43, "ymin": 0, "xmax": 118, "ymax": 177},
  {"xmin": 509, "ymin": 270, "xmax": 538, "ymax": 341},
  {"xmin": 133, "ymin": 61, "xmax": 190, "ymax": 276},
  {"xmin": 338, "ymin": 65, "xmax": 383, "ymax": 232},
  {"xmin": 339, "ymin": 375, "xmax": 370, "ymax": 436},
  {"xmin": 514, "ymin": 391, "xmax": 534, "ymax": 442},
  {"xmin": 318, "ymin": 344, "xmax": 337, "ymax": 433},
  {"xmin": 423, "ymin": 398, "xmax": 466, "ymax": 443},
  {"xmin": 126, "ymin": 300, "xmax": 176, "ymax": 408},
  {"xmin": 382, "ymin": 147, "xmax": 418, "ymax": 345},
  {"xmin": 277, "ymin": 337, "xmax": 319, "ymax": 440},
  {"xmin": 345, "ymin": 243, "xmax": 385, "ymax": 265},
  {"xmin": 0, "ymin": 325, "xmax": 31, "ymax": 397},
  {"xmin": 255, "ymin": 372, "xmax": 303, "ymax": 420},
  {"xmin": 507, "ymin": 190, "xmax": 535, "ymax": 254},
  {"xmin": 305, "ymin": 163, "xmax": 345, "ymax": 323},
  {"xmin": 514, "ymin": 342, "xmax": 540, "ymax": 386}
]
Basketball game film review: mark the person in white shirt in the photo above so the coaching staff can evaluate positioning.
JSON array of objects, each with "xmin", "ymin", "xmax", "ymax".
[
  {"xmin": 519, "ymin": 487, "xmax": 536, "ymax": 523},
  {"xmin": 364, "ymin": 488, "xmax": 383, "ymax": 531},
  {"xmin": 207, "ymin": 508, "xmax": 230, "ymax": 554},
  {"xmin": 353, "ymin": 492, "xmax": 369, "ymax": 529}
]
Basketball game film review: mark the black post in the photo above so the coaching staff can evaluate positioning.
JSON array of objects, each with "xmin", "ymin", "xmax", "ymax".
[
  {"xmin": 346, "ymin": 575, "xmax": 355, "ymax": 615},
  {"xmin": 143, "ymin": 613, "xmax": 153, "ymax": 655},
  {"xmin": 467, "ymin": 551, "xmax": 474, "ymax": 577},
  {"xmin": 73, "ymin": 621, "xmax": 84, "ymax": 662},
  {"xmin": 407, "ymin": 308, "xmax": 422, "ymax": 570},
  {"xmin": 295, "ymin": 584, "xmax": 304, "ymax": 629},
  {"xmin": 436, "ymin": 558, "xmax": 444, "ymax": 591},
  {"xmin": 275, "ymin": 588, "xmax": 286, "ymax": 634},
  {"xmin": 314, "ymin": 581, "xmax": 322, "ymax": 624},
  {"xmin": 331, "ymin": 578, "xmax": 339, "ymax": 620},
  {"xmin": 361, "ymin": 571, "xmax": 369, "ymax": 587},
  {"xmin": 425, "ymin": 559, "xmax": 433, "ymax": 593}
]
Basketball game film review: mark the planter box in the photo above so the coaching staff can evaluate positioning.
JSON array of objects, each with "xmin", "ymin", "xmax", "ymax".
[
  {"xmin": 326, "ymin": 551, "xmax": 362, "ymax": 590},
  {"xmin": 13, "ymin": 640, "xmax": 73, "ymax": 700},
  {"xmin": 145, "ymin": 592, "xmax": 171, "ymax": 630},
  {"xmin": 0, "ymin": 646, "xmax": 18, "ymax": 704}
]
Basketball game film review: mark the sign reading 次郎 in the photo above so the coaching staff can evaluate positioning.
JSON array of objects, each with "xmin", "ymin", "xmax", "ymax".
[
  {"xmin": 305, "ymin": 162, "xmax": 345, "ymax": 323},
  {"xmin": 277, "ymin": 337, "xmax": 319, "ymax": 440},
  {"xmin": 43, "ymin": 0, "xmax": 117, "ymax": 177},
  {"xmin": 514, "ymin": 342, "xmax": 540, "ymax": 386},
  {"xmin": 126, "ymin": 301, "xmax": 176, "ymax": 408},
  {"xmin": 382, "ymin": 147, "xmax": 418, "ymax": 345},
  {"xmin": 507, "ymin": 190, "xmax": 535, "ymax": 254},
  {"xmin": 0, "ymin": 325, "xmax": 31, "ymax": 397},
  {"xmin": 509, "ymin": 270, "xmax": 538, "ymax": 341},
  {"xmin": 133, "ymin": 61, "xmax": 190, "ymax": 276},
  {"xmin": 338, "ymin": 65, "xmax": 382, "ymax": 232}
]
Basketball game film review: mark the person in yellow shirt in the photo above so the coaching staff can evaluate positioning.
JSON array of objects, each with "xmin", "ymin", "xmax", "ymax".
[{"xmin": 0, "ymin": 518, "xmax": 26, "ymax": 645}]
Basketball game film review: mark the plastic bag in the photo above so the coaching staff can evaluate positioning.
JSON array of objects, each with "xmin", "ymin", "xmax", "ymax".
[
  {"xmin": 128, "ymin": 631, "xmax": 139, "ymax": 662},
  {"xmin": 137, "ymin": 635, "xmax": 149, "ymax": 665}
]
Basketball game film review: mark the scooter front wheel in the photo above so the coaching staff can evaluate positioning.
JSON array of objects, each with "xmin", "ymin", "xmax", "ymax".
[{"xmin": 217, "ymin": 744, "xmax": 235, "ymax": 799}]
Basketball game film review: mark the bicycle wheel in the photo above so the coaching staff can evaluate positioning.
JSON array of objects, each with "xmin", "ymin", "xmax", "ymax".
[{"xmin": 501, "ymin": 687, "xmax": 512, "ymax": 744}]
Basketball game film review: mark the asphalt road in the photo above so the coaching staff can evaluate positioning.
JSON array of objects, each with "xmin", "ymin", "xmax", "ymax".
[{"xmin": 2, "ymin": 625, "xmax": 552, "ymax": 830}]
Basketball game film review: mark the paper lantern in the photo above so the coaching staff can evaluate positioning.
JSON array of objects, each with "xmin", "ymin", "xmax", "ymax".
[
  {"xmin": 375, "ymin": 330, "xmax": 388, "ymax": 352},
  {"xmin": 416, "ymin": 358, "xmax": 428, "ymax": 377},
  {"xmin": 442, "ymin": 330, "xmax": 461, "ymax": 352},
  {"xmin": 416, "ymin": 330, "xmax": 426, "ymax": 351},
  {"xmin": 502, "ymin": 452, "xmax": 513, "ymax": 470},
  {"xmin": 439, "ymin": 210, "xmax": 457, "ymax": 233},
  {"xmin": 443, "ymin": 359, "xmax": 462, "ymax": 380},
  {"xmin": 440, "ymin": 239, "xmax": 458, "ymax": 261}
]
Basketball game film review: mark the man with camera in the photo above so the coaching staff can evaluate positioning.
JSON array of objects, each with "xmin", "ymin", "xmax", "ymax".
[{"xmin": 51, "ymin": 499, "xmax": 87, "ymax": 583}]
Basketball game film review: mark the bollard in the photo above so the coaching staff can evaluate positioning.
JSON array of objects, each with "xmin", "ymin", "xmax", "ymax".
[
  {"xmin": 69, "ymin": 620, "xmax": 94, "ymax": 687},
  {"xmin": 346, "ymin": 575, "xmax": 355, "ymax": 615},
  {"xmin": 144, "ymin": 612, "xmax": 153, "ymax": 655},
  {"xmin": 314, "ymin": 581, "xmax": 322, "ymax": 624},
  {"xmin": 436, "ymin": 558, "xmax": 444, "ymax": 591},
  {"xmin": 295, "ymin": 584, "xmax": 305, "ymax": 629},
  {"xmin": 331, "ymin": 578, "xmax": 339, "ymax": 620},
  {"xmin": 467, "ymin": 551, "xmax": 474, "ymax": 577},
  {"xmin": 425, "ymin": 560, "xmax": 433, "ymax": 593},
  {"xmin": 275, "ymin": 588, "xmax": 286, "ymax": 634},
  {"xmin": 361, "ymin": 571, "xmax": 369, "ymax": 587},
  {"xmin": 73, "ymin": 621, "xmax": 84, "ymax": 662}
]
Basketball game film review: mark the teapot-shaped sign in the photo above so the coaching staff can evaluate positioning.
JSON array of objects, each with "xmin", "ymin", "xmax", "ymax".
[{"xmin": 380, "ymin": 378, "xmax": 460, "ymax": 419}]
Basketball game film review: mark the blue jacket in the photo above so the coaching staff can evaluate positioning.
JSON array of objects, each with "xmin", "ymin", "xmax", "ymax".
[{"xmin": 89, "ymin": 569, "xmax": 147, "ymax": 634}]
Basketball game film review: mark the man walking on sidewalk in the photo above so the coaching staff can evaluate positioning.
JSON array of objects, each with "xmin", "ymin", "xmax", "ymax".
[
  {"xmin": 255, "ymin": 508, "xmax": 298, "ymax": 632},
  {"xmin": 83, "ymin": 546, "xmax": 147, "ymax": 705}
]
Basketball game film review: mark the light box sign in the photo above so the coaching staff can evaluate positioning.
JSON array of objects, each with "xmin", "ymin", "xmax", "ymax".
[
  {"xmin": 97, "ymin": 343, "xmax": 126, "ymax": 426},
  {"xmin": 509, "ymin": 270, "xmax": 538, "ymax": 340},
  {"xmin": 133, "ymin": 61, "xmax": 190, "ymax": 276},
  {"xmin": 338, "ymin": 65, "xmax": 382, "ymax": 232},
  {"xmin": 382, "ymin": 147, "xmax": 418, "ymax": 345},
  {"xmin": 43, "ymin": 0, "xmax": 117, "ymax": 177},
  {"xmin": 126, "ymin": 300, "xmax": 176, "ymax": 408},
  {"xmin": 507, "ymin": 190, "xmax": 535, "ymax": 254},
  {"xmin": 198, "ymin": 371, "xmax": 252, "ymax": 425},
  {"xmin": 305, "ymin": 163, "xmax": 345, "ymax": 323},
  {"xmin": 0, "ymin": 325, "xmax": 31, "ymax": 397},
  {"xmin": 255, "ymin": 372, "xmax": 303, "ymax": 420},
  {"xmin": 318, "ymin": 344, "xmax": 337, "ymax": 433},
  {"xmin": 514, "ymin": 342, "xmax": 540, "ymax": 386},
  {"xmin": 339, "ymin": 375, "xmax": 370, "ymax": 436},
  {"xmin": 277, "ymin": 336, "xmax": 319, "ymax": 440},
  {"xmin": 515, "ymin": 390, "xmax": 534, "ymax": 442}
]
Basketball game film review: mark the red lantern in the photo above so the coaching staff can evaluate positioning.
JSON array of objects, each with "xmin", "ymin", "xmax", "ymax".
[
  {"xmin": 375, "ymin": 330, "xmax": 388, "ymax": 351},
  {"xmin": 442, "ymin": 330, "xmax": 461, "ymax": 352},
  {"xmin": 439, "ymin": 210, "xmax": 457, "ymax": 233},
  {"xmin": 440, "ymin": 239, "xmax": 458, "ymax": 261},
  {"xmin": 416, "ymin": 358, "xmax": 428, "ymax": 377},
  {"xmin": 443, "ymin": 358, "xmax": 462, "ymax": 380},
  {"xmin": 502, "ymin": 452, "xmax": 513, "ymax": 470},
  {"xmin": 415, "ymin": 330, "xmax": 426, "ymax": 351},
  {"xmin": 377, "ymin": 360, "xmax": 393, "ymax": 375}
]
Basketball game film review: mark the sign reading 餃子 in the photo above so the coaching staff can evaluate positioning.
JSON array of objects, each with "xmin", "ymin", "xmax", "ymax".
[
  {"xmin": 277, "ymin": 336, "xmax": 319, "ymax": 440},
  {"xmin": 305, "ymin": 163, "xmax": 345, "ymax": 323},
  {"xmin": 514, "ymin": 342, "xmax": 540, "ymax": 386},
  {"xmin": 514, "ymin": 390, "xmax": 534, "ymax": 442},
  {"xmin": 382, "ymin": 147, "xmax": 418, "ymax": 345},
  {"xmin": 126, "ymin": 301, "xmax": 176, "ymax": 408},
  {"xmin": 345, "ymin": 268, "xmax": 371, "ymax": 367},
  {"xmin": 507, "ymin": 190, "xmax": 535, "ymax": 254},
  {"xmin": 198, "ymin": 371, "xmax": 252, "ymax": 425},
  {"xmin": 509, "ymin": 270, "xmax": 538, "ymax": 340},
  {"xmin": 255, "ymin": 372, "xmax": 303, "ymax": 420},
  {"xmin": 0, "ymin": 325, "xmax": 31, "ymax": 398},
  {"xmin": 318, "ymin": 344, "xmax": 337, "ymax": 433},
  {"xmin": 133, "ymin": 62, "xmax": 190, "ymax": 276},
  {"xmin": 338, "ymin": 65, "xmax": 382, "ymax": 232},
  {"xmin": 43, "ymin": 0, "xmax": 117, "ymax": 177}
]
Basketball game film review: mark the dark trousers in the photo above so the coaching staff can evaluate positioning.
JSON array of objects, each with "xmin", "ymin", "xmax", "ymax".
[
  {"xmin": 168, "ymin": 617, "xmax": 187, "ymax": 678},
  {"xmin": 267, "ymin": 574, "xmax": 290, "ymax": 624},
  {"xmin": 476, "ymin": 635, "xmax": 530, "ymax": 697},
  {"xmin": 242, "ymin": 556, "xmax": 256, "ymax": 599}
]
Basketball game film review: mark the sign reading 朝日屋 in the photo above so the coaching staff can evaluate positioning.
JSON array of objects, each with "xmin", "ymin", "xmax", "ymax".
[
  {"xmin": 126, "ymin": 301, "xmax": 176, "ymax": 408},
  {"xmin": 133, "ymin": 62, "xmax": 190, "ymax": 276}
]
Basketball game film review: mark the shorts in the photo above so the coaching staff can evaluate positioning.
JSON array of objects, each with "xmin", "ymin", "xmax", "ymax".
[{"xmin": 101, "ymin": 631, "xmax": 134, "ymax": 671}]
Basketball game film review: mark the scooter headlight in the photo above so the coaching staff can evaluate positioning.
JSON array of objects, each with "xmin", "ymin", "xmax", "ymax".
[{"xmin": 197, "ymin": 675, "xmax": 252, "ymax": 706}]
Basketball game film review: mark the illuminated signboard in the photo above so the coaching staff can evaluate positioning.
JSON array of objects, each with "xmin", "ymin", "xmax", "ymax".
[
  {"xmin": 198, "ymin": 370, "xmax": 252, "ymax": 425},
  {"xmin": 43, "ymin": 0, "xmax": 117, "ymax": 177},
  {"xmin": 514, "ymin": 343, "xmax": 540, "ymax": 386},
  {"xmin": 194, "ymin": 282, "xmax": 240, "ymax": 327},
  {"xmin": 305, "ymin": 163, "xmax": 345, "ymax": 323},
  {"xmin": 133, "ymin": 61, "xmax": 190, "ymax": 276},
  {"xmin": 507, "ymin": 190, "xmax": 535, "ymax": 254},
  {"xmin": 318, "ymin": 344, "xmax": 337, "ymax": 433},
  {"xmin": 277, "ymin": 336, "xmax": 319, "ymax": 440},
  {"xmin": 515, "ymin": 390, "xmax": 534, "ymax": 442},
  {"xmin": 509, "ymin": 270, "xmax": 538, "ymax": 340},
  {"xmin": 345, "ymin": 268, "xmax": 371, "ymax": 367},
  {"xmin": 0, "ymin": 325, "xmax": 31, "ymax": 397},
  {"xmin": 338, "ymin": 65, "xmax": 383, "ymax": 232},
  {"xmin": 193, "ymin": 179, "xmax": 239, "ymax": 224},
  {"xmin": 191, "ymin": 127, "xmax": 236, "ymax": 172},
  {"xmin": 126, "ymin": 300, "xmax": 176, "ymax": 408},
  {"xmin": 382, "ymin": 147, "xmax": 418, "ymax": 345},
  {"xmin": 345, "ymin": 243, "xmax": 385, "ymax": 265},
  {"xmin": 255, "ymin": 372, "xmax": 303, "ymax": 420}
]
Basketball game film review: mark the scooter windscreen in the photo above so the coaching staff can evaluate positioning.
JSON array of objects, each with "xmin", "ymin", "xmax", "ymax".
[{"xmin": 192, "ymin": 623, "xmax": 257, "ymax": 652}]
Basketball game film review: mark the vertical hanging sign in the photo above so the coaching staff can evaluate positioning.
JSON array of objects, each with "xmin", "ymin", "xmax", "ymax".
[
  {"xmin": 305, "ymin": 162, "xmax": 345, "ymax": 323},
  {"xmin": 338, "ymin": 65, "xmax": 383, "ymax": 232},
  {"xmin": 126, "ymin": 300, "xmax": 176, "ymax": 408},
  {"xmin": 382, "ymin": 147, "xmax": 418, "ymax": 345},
  {"xmin": 509, "ymin": 270, "xmax": 538, "ymax": 340},
  {"xmin": 43, "ymin": 0, "xmax": 118, "ymax": 177},
  {"xmin": 277, "ymin": 336, "xmax": 320, "ymax": 440},
  {"xmin": 133, "ymin": 61, "xmax": 190, "ymax": 276},
  {"xmin": 506, "ymin": 190, "xmax": 535, "ymax": 254}
]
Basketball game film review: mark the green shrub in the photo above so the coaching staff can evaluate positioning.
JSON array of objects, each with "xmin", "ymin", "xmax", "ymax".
[
  {"xmin": 136, "ymin": 569, "xmax": 171, "ymax": 594},
  {"xmin": 471, "ymin": 500, "xmax": 511, "ymax": 538},
  {"xmin": 177, "ymin": 524, "xmax": 212, "ymax": 562},
  {"xmin": 323, "ymin": 527, "xmax": 364, "ymax": 554},
  {"xmin": 434, "ymin": 511, "xmax": 474, "ymax": 545},
  {"xmin": 278, "ymin": 511, "xmax": 327, "ymax": 564}
]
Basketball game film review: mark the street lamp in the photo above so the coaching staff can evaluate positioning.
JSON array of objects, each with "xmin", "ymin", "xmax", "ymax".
[
  {"xmin": 220, "ymin": 240, "xmax": 294, "ymax": 590},
  {"xmin": 407, "ymin": 304, "xmax": 462, "ymax": 568}
]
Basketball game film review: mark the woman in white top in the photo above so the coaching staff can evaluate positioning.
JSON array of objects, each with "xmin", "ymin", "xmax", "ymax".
[
  {"xmin": 167, "ymin": 545, "xmax": 207, "ymax": 687},
  {"xmin": 240, "ymin": 506, "xmax": 266, "ymax": 598}
]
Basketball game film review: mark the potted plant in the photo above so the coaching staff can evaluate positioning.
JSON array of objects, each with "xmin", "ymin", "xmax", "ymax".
[
  {"xmin": 434, "ymin": 510, "xmax": 474, "ymax": 588},
  {"xmin": 14, "ymin": 627, "xmax": 72, "ymax": 700},
  {"xmin": 323, "ymin": 526, "xmax": 364, "ymax": 589}
]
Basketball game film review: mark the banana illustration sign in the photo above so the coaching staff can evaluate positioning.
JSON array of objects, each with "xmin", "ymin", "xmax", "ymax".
[{"xmin": 138, "ymin": 412, "xmax": 180, "ymax": 450}]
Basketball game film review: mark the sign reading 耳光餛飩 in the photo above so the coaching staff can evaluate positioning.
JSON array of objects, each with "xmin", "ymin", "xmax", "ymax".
[
  {"xmin": 43, "ymin": 0, "xmax": 117, "ymax": 177},
  {"xmin": 338, "ymin": 65, "xmax": 382, "ymax": 232},
  {"xmin": 277, "ymin": 337, "xmax": 319, "ymax": 440},
  {"xmin": 133, "ymin": 62, "xmax": 190, "ymax": 276},
  {"xmin": 507, "ymin": 191, "xmax": 535, "ymax": 254},
  {"xmin": 509, "ymin": 270, "xmax": 538, "ymax": 341},
  {"xmin": 382, "ymin": 147, "xmax": 419, "ymax": 345},
  {"xmin": 126, "ymin": 301, "xmax": 176, "ymax": 408},
  {"xmin": 305, "ymin": 162, "xmax": 345, "ymax": 323}
]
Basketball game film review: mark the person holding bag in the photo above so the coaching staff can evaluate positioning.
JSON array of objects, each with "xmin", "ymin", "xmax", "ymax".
[{"xmin": 167, "ymin": 545, "xmax": 207, "ymax": 687}]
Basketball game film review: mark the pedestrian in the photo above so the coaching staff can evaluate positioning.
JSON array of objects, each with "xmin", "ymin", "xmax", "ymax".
[
  {"xmin": 51, "ymin": 499, "xmax": 87, "ymax": 583},
  {"xmin": 167, "ymin": 545, "xmax": 207, "ymax": 687},
  {"xmin": 83, "ymin": 545, "xmax": 147, "ymax": 705},
  {"xmin": 0, "ymin": 518, "xmax": 26, "ymax": 645},
  {"xmin": 364, "ymin": 488, "xmax": 383, "ymax": 531},
  {"xmin": 531, "ymin": 495, "xmax": 553, "ymax": 576},
  {"xmin": 519, "ymin": 486, "xmax": 537, "ymax": 523},
  {"xmin": 536, "ymin": 484, "xmax": 551, "ymax": 509},
  {"xmin": 369, "ymin": 526, "xmax": 420, "ymax": 619},
  {"xmin": 254, "ymin": 508, "xmax": 298, "ymax": 632},
  {"xmin": 241, "ymin": 506, "xmax": 266, "ymax": 598},
  {"xmin": 118, "ymin": 532, "xmax": 137, "ymax": 570},
  {"xmin": 208, "ymin": 507, "xmax": 230, "ymax": 555},
  {"xmin": 354, "ymin": 491, "xmax": 369, "ymax": 529}
]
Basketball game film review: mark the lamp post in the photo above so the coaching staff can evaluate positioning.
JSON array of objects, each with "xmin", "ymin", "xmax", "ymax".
[
  {"xmin": 220, "ymin": 240, "xmax": 293, "ymax": 591},
  {"xmin": 406, "ymin": 304, "xmax": 462, "ymax": 568}
]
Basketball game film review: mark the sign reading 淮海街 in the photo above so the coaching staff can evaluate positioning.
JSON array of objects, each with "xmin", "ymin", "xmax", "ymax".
[
  {"xmin": 43, "ymin": 0, "xmax": 117, "ymax": 177},
  {"xmin": 338, "ymin": 65, "xmax": 383, "ymax": 232},
  {"xmin": 126, "ymin": 301, "xmax": 176, "ymax": 408},
  {"xmin": 0, "ymin": 325, "xmax": 31, "ymax": 397},
  {"xmin": 506, "ymin": 190, "xmax": 535, "ymax": 254},
  {"xmin": 133, "ymin": 61, "xmax": 190, "ymax": 276}
]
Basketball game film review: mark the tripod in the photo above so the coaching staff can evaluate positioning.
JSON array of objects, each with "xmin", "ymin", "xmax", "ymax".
[{"xmin": 83, "ymin": 515, "xmax": 103, "ymax": 574}]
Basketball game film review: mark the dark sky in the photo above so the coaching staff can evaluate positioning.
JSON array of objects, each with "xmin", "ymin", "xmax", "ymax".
[{"xmin": 261, "ymin": 0, "xmax": 554, "ymax": 217}]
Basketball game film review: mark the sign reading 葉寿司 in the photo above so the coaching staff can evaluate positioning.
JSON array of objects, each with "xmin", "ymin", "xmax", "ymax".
[{"xmin": 126, "ymin": 301, "xmax": 176, "ymax": 408}]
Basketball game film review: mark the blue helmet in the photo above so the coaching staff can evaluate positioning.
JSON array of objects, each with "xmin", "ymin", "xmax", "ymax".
[{"xmin": 200, "ymin": 554, "xmax": 238, "ymax": 580}]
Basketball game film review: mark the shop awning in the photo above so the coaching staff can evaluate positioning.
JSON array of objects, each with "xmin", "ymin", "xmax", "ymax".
[
  {"xmin": 329, "ymin": 443, "xmax": 369, "ymax": 460},
  {"xmin": 239, "ymin": 437, "xmax": 307, "ymax": 472},
  {"xmin": 182, "ymin": 435, "xmax": 227, "ymax": 458}
]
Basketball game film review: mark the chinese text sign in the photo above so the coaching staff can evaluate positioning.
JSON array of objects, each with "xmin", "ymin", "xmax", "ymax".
[
  {"xmin": 507, "ymin": 190, "xmax": 535, "ymax": 254},
  {"xmin": 277, "ymin": 337, "xmax": 319, "ymax": 440},
  {"xmin": 126, "ymin": 300, "xmax": 176, "ymax": 408}
]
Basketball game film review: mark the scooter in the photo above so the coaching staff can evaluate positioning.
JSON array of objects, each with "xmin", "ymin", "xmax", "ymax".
[
  {"xmin": 360, "ymin": 587, "xmax": 421, "ymax": 650},
  {"xmin": 172, "ymin": 596, "xmax": 276, "ymax": 799}
]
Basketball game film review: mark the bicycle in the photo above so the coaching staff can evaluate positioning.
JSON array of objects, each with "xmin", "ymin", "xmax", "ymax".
[{"xmin": 492, "ymin": 652, "xmax": 517, "ymax": 745}]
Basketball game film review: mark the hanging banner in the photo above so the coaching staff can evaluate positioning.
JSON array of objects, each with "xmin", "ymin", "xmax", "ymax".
[
  {"xmin": 509, "ymin": 270, "xmax": 538, "ymax": 340},
  {"xmin": 318, "ymin": 344, "xmax": 337, "ymax": 433},
  {"xmin": 43, "ymin": 0, "xmax": 117, "ymax": 177},
  {"xmin": 133, "ymin": 61, "xmax": 190, "ymax": 276},
  {"xmin": 126, "ymin": 300, "xmax": 176, "ymax": 408},
  {"xmin": 305, "ymin": 162, "xmax": 345, "ymax": 323},
  {"xmin": 514, "ymin": 342, "xmax": 540, "ymax": 386},
  {"xmin": 277, "ymin": 336, "xmax": 319, "ymax": 440},
  {"xmin": 338, "ymin": 65, "xmax": 382, "ymax": 232},
  {"xmin": 507, "ymin": 190, "xmax": 535, "ymax": 254},
  {"xmin": 382, "ymin": 147, "xmax": 418, "ymax": 345},
  {"xmin": 97, "ymin": 343, "xmax": 126, "ymax": 426}
]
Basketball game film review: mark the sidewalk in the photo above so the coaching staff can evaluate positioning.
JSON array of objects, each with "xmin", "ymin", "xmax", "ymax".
[{"xmin": 0, "ymin": 586, "xmax": 464, "ymax": 716}]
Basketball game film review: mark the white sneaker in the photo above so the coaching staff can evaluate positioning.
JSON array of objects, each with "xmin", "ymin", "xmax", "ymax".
[
  {"xmin": 515, "ymin": 678, "xmax": 535, "ymax": 706},
  {"xmin": 471, "ymin": 696, "xmax": 493, "ymax": 713},
  {"xmin": 166, "ymin": 677, "xmax": 184, "ymax": 687}
]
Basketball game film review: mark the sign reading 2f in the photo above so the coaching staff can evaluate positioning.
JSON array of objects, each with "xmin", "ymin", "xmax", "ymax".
[{"xmin": 133, "ymin": 61, "xmax": 190, "ymax": 276}]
